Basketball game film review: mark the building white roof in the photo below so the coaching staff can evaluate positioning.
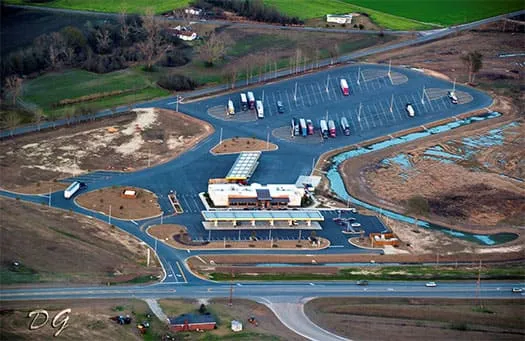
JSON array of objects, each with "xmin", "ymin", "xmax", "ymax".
[
  {"xmin": 209, "ymin": 183, "xmax": 301, "ymax": 197},
  {"xmin": 225, "ymin": 152, "xmax": 261, "ymax": 180}
]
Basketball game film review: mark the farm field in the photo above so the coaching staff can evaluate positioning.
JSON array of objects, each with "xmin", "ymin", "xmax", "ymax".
[
  {"xmin": 21, "ymin": 68, "xmax": 169, "ymax": 118},
  {"xmin": 305, "ymin": 297, "xmax": 525, "ymax": 341},
  {"xmin": 3, "ymin": 0, "xmax": 191, "ymax": 14},
  {"xmin": 345, "ymin": 0, "xmax": 525, "ymax": 26},
  {"xmin": 265, "ymin": 0, "xmax": 436, "ymax": 30}
]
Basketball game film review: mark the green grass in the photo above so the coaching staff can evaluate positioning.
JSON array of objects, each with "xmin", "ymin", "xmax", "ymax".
[
  {"xmin": 228, "ymin": 34, "xmax": 294, "ymax": 57},
  {"xmin": 210, "ymin": 264, "xmax": 525, "ymax": 281},
  {"xmin": 4, "ymin": 0, "xmax": 191, "ymax": 14},
  {"xmin": 0, "ymin": 264, "xmax": 40, "ymax": 284},
  {"xmin": 344, "ymin": 0, "xmax": 525, "ymax": 26},
  {"xmin": 21, "ymin": 68, "xmax": 170, "ymax": 118},
  {"xmin": 264, "ymin": 0, "xmax": 437, "ymax": 30}
]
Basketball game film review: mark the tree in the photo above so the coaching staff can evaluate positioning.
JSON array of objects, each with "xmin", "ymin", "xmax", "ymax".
[
  {"xmin": 118, "ymin": 6, "xmax": 131, "ymax": 45},
  {"xmin": 197, "ymin": 32, "xmax": 229, "ymax": 67},
  {"xmin": 4, "ymin": 112, "xmax": 21, "ymax": 136},
  {"xmin": 327, "ymin": 43, "xmax": 340, "ymax": 65},
  {"xmin": 199, "ymin": 303, "xmax": 207, "ymax": 314},
  {"xmin": 138, "ymin": 7, "xmax": 169, "ymax": 71},
  {"xmin": 4, "ymin": 75, "xmax": 23, "ymax": 105},
  {"xmin": 460, "ymin": 51, "xmax": 483, "ymax": 83},
  {"xmin": 96, "ymin": 29, "xmax": 113, "ymax": 54}
]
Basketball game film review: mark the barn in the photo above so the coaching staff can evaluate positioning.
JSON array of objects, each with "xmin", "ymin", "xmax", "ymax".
[{"xmin": 168, "ymin": 313, "xmax": 217, "ymax": 332}]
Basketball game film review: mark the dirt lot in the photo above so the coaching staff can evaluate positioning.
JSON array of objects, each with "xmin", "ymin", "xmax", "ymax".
[
  {"xmin": 366, "ymin": 20, "xmax": 524, "ymax": 102},
  {"xmin": 0, "ymin": 108, "xmax": 213, "ymax": 193},
  {"xmin": 0, "ymin": 197, "xmax": 161, "ymax": 286},
  {"xmin": 160, "ymin": 298, "xmax": 305, "ymax": 341},
  {"xmin": 305, "ymin": 297, "xmax": 525, "ymax": 341},
  {"xmin": 148, "ymin": 224, "xmax": 328, "ymax": 250},
  {"xmin": 76, "ymin": 186, "xmax": 162, "ymax": 220},
  {"xmin": 211, "ymin": 137, "xmax": 278, "ymax": 154}
]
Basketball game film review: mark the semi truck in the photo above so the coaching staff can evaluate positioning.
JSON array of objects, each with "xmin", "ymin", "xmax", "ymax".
[
  {"xmin": 340, "ymin": 117, "xmax": 350, "ymax": 136},
  {"xmin": 328, "ymin": 119, "xmax": 336, "ymax": 137},
  {"xmin": 227, "ymin": 100, "xmax": 235, "ymax": 115},
  {"xmin": 240, "ymin": 93, "xmax": 248, "ymax": 110},
  {"xmin": 64, "ymin": 181, "xmax": 85, "ymax": 199},
  {"xmin": 291, "ymin": 118, "xmax": 300, "ymax": 136},
  {"xmin": 319, "ymin": 119, "xmax": 329, "ymax": 139},
  {"xmin": 247, "ymin": 92, "xmax": 255, "ymax": 110},
  {"xmin": 299, "ymin": 118, "xmax": 307, "ymax": 137},
  {"xmin": 256, "ymin": 100, "xmax": 264, "ymax": 118},
  {"xmin": 306, "ymin": 119, "xmax": 314, "ymax": 135},
  {"xmin": 340, "ymin": 79, "xmax": 349, "ymax": 96}
]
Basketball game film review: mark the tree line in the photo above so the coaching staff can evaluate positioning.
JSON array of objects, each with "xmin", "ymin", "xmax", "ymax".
[
  {"xmin": 0, "ymin": 9, "xmax": 191, "ymax": 86},
  {"xmin": 193, "ymin": 0, "xmax": 303, "ymax": 25}
]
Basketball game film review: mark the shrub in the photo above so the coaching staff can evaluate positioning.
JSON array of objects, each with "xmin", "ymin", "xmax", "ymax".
[
  {"xmin": 359, "ymin": 24, "xmax": 364, "ymax": 30},
  {"xmin": 406, "ymin": 195, "xmax": 430, "ymax": 216},
  {"xmin": 119, "ymin": 205, "xmax": 124, "ymax": 210},
  {"xmin": 158, "ymin": 74, "xmax": 198, "ymax": 91}
]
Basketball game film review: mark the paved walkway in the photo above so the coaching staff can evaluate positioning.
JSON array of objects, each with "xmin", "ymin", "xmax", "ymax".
[
  {"xmin": 144, "ymin": 298, "xmax": 168, "ymax": 323},
  {"xmin": 258, "ymin": 297, "xmax": 350, "ymax": 341}
]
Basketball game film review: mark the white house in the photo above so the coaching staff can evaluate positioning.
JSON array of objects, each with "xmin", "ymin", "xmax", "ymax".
[
  {"xmin": 326, "ymin": 14, "xmax": 353, "ymax": 24},
  {"xmin": 208, "ymin": 183, "xmax": 305, "ymax": 208},
  {"xmin": 185, "ymin": 7, "xmax": 202, "ymax": 16}
]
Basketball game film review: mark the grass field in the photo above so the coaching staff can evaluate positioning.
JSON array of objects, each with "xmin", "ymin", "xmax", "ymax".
[
  {"xmin": 4, "ymin": 0, "xmax": 191, "ymax": 14},
  {"xmin": 21, "ymin": 68, "xmax": 169, "ymax": 118},
  {"xmin": 346, "ymin": 0, "xmax": 525, "ymax": 26}
]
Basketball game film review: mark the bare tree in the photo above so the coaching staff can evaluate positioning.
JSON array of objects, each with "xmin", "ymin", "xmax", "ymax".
[
  {"xmin": 65, "ymin": 47, "xmax": 75, "ymax": 65},
  {"xmin": 4, "ymin": 76, "xmax": 23, "ymax": 105},
  {"xmin": 138, "ymin": 7, "xmax": 169, "ymax": 70},
  {"xmin": 33, "ymin": 108, "xmax": 43, "ymax": 131},
  {"xmin": 461, "ymin": 51, "xmax": 483, "ymax": 83},
  {"xmin": 96, "ymin": 29, "xmax": 113, "ymax": 54},
  {"xmin": 294, "ymin": 48, "xmax": 302, "ymax": 74},
  {"xmin": 198, "ymin": 32, "xmax": 230, "ymax": 67},
  {"xmin": 118, "ymin": 6, "xmax": 130, "ymax": 44},
  {"xmin": 327, "ymin": 43, "xmax": 340, "ymax": 65},
  {"xmin": 4, "ymin": 112, "xmax": 21, "ymax": 136}
]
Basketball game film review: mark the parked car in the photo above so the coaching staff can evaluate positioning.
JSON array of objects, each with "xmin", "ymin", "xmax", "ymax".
[
  {"xmin": 277, "ymin": 100, "xmax": 284, "ymax": 113},
  {"xmin": 425, "ymin": 282, "xmax": 437, "ymax": 287},
  {"xmin": 351, "ymin": 222, "xmax": 361, "ymax": 227},
  {"xmin": 406, "ymin": 103, "xmax": 415, "ymax": 117}
]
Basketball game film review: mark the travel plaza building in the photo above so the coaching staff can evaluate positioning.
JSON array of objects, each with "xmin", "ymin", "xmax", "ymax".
[{"xmin": 201, "ymin": 152, "xmax": 324, "ymax": 230}]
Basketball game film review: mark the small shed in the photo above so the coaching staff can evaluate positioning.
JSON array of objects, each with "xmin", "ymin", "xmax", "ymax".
[
  {"xmin": 121, "ymin": 189, "xmax": 138, "ymax": 199},
  {"xmin": 231, "ymin": 320, "xmax": 243, "ymax": 332},
  {"xmin": 168, "ymin": 313, "xmax": 217, "ymax": 332}
]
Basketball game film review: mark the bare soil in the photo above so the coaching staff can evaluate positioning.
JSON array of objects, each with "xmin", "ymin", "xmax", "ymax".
[
  {"xmin": 0, "ymin": 197, "xmax": 161, "ymax": 286},
  {"xmin": 0, "ymin": 108, "xmax": 213, "ymax": 193},
  {"xmin": 76, "ymin": 186, "xmax": 162, "ymax": 220},
  {"xmin": 148, "ymin": 224, "xmax": 328, "ymax": 250},
  {"xmin": 305, "ymin": 297, "xmax": 525, "ymax": 341},
  {"xmin": 211, "ymin": 137, "xmax": 278, "ymax": 154}
]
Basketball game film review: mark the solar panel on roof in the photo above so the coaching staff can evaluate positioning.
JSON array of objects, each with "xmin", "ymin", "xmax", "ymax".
[{"xmin": 226, "ymin": 152, "xmax": 261, "ymax": 180}]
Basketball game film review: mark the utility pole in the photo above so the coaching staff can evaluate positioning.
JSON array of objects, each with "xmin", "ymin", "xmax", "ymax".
[
  {"xmin": 108, "ymin": 204, "xmax": 112, "ymax": 225},
  {"xmin": 477, "ymin": 259, "xmax": 483, "ymax": 308},
  {"xmin": 390, "ymin": 94, "xmax": 394, "ymax": 113},
  {"xmin": 229, "ymin": 270, "xmax": 234, "ymax": 306}
]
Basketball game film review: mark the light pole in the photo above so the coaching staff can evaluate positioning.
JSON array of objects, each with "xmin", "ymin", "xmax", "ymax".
[
  {"xmin": 294, "ymin": 82, "xmax": 298, "ymax": 102},
  {"xmin": 48, "ymin": 188, "xmax": 51, "ymax": 207},
  {"xmin": 357, "ymin": 66, "xmax": 361, "ymax": 85},
  {"xmin": 390, "ymin": 94, "xmax": 394, "ymax": 113},
  {"xmin": 325, "ymin": 74, "xmax": 330, "ymax": 93},
  {"xmin": 266, "ymin": 128, "xmax": 270, "ymax": 150},
  {"xmin": 219, "ymin": 127, "xmax": 223, "ymax": 145},
  {"xmin": 421, "ymin": 85, "xmax": 426, "ymax": 105},
  {"xmin": 452, "ymin": 78, "xmax": 456, "ymax": 93},
  {"xmin": 108, "ymin": 204, "xmax": 112, "ymax": 225}
]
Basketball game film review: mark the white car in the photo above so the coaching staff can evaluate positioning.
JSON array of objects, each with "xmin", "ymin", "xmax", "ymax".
[
  {"xmin": 351, "ymin": 222, "xmax": 361, "ymax": 227},
  {"xmin": 512, "ymin": 287, "xmax": 523, "ymax": 293},
  {"xmin": 406, "ymin": 103, "xmax": 415, "ymax": 117},
  {"xmin": 448, "ymin": 91, "xmax": 458, "ymax": 104},
  {"xmin": 425, "ymin": 281, "xmax": 437, "ymax": 287}
]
